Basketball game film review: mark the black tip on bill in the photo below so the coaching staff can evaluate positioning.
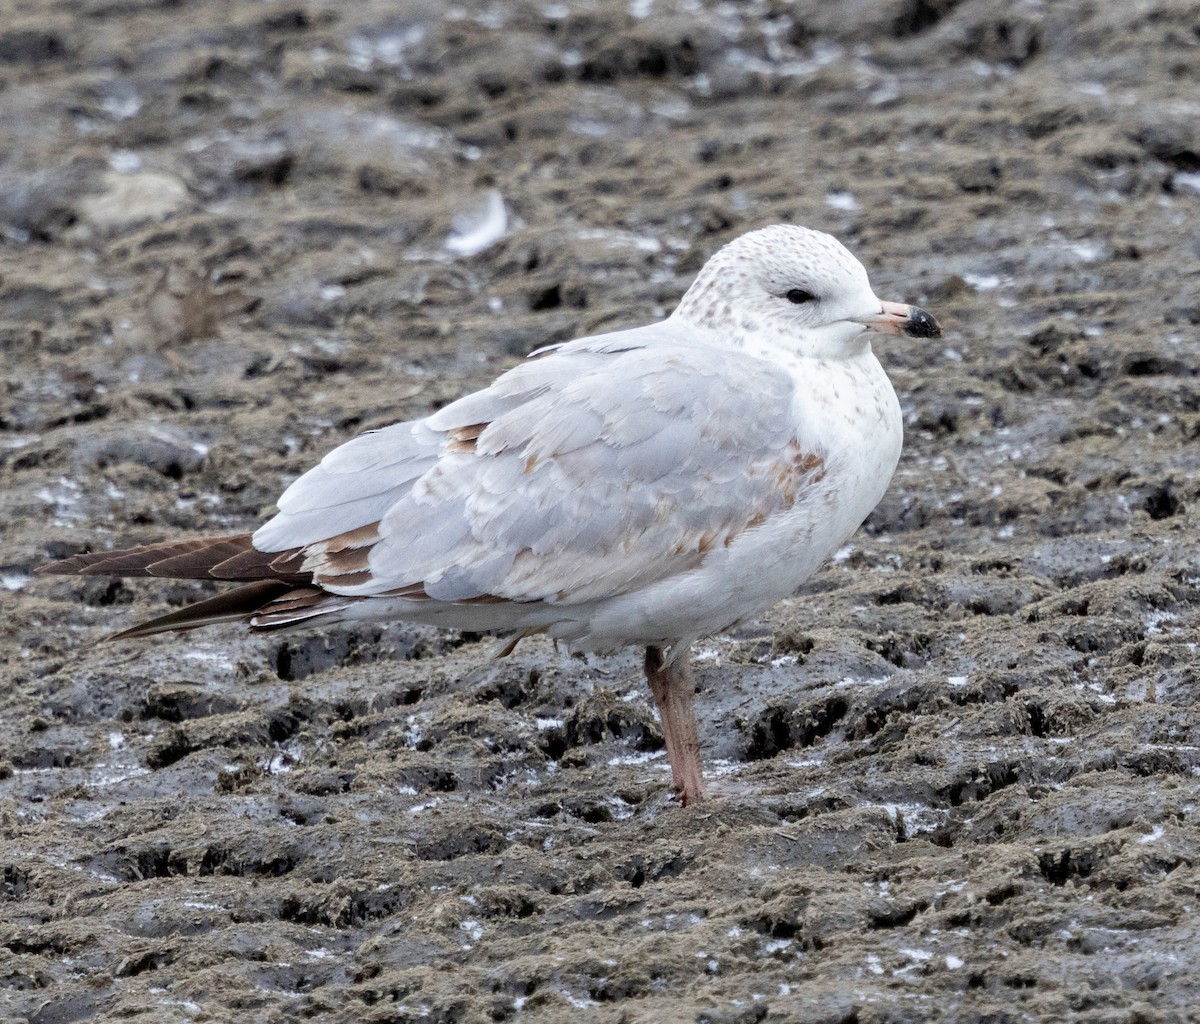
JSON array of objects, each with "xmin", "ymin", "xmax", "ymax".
[{"xmin": 904, "ymin": 306, "xmax": 942, "ymax": 339}]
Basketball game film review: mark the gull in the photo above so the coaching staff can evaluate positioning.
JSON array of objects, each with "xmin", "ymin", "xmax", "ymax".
[{"xmin": 39, "ymin": 225, "xmax": 941, "ymax": 805}]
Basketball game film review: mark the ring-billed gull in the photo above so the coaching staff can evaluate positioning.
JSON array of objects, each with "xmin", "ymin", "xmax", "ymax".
[{"xmin": 39, "ymin": 224, "xmax": 941, "ymax": 805}]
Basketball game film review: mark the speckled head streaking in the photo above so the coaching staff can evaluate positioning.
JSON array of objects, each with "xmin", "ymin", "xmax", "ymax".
[{"xmin": 672, "ymin": 224, "xmax": 938, "ymax": 358}]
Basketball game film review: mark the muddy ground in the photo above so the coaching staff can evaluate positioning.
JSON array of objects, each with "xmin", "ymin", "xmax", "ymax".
[{"xmin": 2, "ymin": 0, "xmax": 1199, "ymax": 1021}]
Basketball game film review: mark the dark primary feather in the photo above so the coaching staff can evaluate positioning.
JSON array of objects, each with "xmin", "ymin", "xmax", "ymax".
[
  {"xmin": 106, "ymin": 580, "xmax": 301, "ymax": 641},
  {"xmin": 37, "ymin": 535, "xmax": 336, "ymax": 640},
  {"xmin": 37, "ymin": 534, "xmax": 309, "ymax": 582}
]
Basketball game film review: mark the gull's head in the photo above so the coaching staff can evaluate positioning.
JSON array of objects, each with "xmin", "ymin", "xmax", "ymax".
[{"xmin": 672, "ymin": 224, "xmax": 941, "ymax": 358}]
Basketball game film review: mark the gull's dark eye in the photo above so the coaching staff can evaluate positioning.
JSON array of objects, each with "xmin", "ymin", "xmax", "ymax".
[{"xmin": 786, "ymin": 288, "xmax": 817, "ymax": 305}]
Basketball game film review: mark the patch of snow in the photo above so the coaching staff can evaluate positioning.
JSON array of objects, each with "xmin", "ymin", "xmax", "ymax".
[
  {"xmin": 825, "ymin": 190, "xmax": 859, "ymax": 211},
  {"xmin": 963, "ymin": 272, "xmax": 1003, "ymax": 291},
  {"xmin": 446, "ymin": 190, "xmax": 508, "ymax": 258},
  {"xmin": 1172, "ymin": 171, "xmax": 1200, "ymax": 195}
]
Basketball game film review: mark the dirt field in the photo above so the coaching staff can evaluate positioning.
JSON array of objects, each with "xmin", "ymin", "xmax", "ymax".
[{"xmin": 3, "ymin": 0, "xmax": 1200, "ymax": 1021}]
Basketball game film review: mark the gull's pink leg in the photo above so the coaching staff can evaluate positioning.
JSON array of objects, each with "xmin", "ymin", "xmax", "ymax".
[{"xmin": 644, "ymin": 646, "xmax": 704, "ymax": 805}]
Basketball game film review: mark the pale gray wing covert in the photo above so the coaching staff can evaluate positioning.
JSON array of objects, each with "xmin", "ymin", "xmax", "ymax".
[{"xmin": 251, "ymin": 343, "xmax": 622, "ymax": 554}]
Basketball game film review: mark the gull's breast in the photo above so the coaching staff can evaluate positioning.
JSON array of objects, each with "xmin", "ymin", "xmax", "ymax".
[
  {"xmin": 571, "ymin": 350, "xmax": 903, "ymax": 649},
  {"xmin": 714, "ymin": 359, "xmax": 900, "ymax": 606}
]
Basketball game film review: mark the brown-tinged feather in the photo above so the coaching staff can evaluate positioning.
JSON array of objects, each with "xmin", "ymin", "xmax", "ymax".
[
  {"xmin": 250, "ymin": 588, "xmax": 349, "ymax": 630},
  {"xmin": 777, "ymin": 444, "xmax": 826, "ymax": 509},
  {"xmin": 106, "ymin": 580, "xmax": 297, "ymax": 641},
  {"xmin": 38, "ymin": 535, "xmax": 312, "ymax": 584},
  {"xmin": 317, "ymin": 568, "xmax": 374, "ymax": 588},
  {"xmin": 296, "ymin": 521, "xmax": 384, "ymax": 585},
  {"xmin": 319, "ymin": 544, "xmax": 373, "ymax": 576},
  {"xmin": 445, "ymin": 423, "xmax": 486, "ymax": 454},
  {"xmin": 147, "ymin": 538, "xmax": 258, "ymax": 578},
  {"xmin": 256, "ymin": 589, "xmax": 331, "ymax": 617},
  {"xmin": 38, "ymin": 536, "xmax": 251, "ymax": 578},
  {"xmin": 323, "ymin": 521, "xmax": 380, "ymax": 552},
  {"xmin": 210, "ymin": 545, "xmax": 309, "ymax": 582},
  {"xmin": 40, "ymin": 536, "xmax": 343, "ymax": 640}
]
